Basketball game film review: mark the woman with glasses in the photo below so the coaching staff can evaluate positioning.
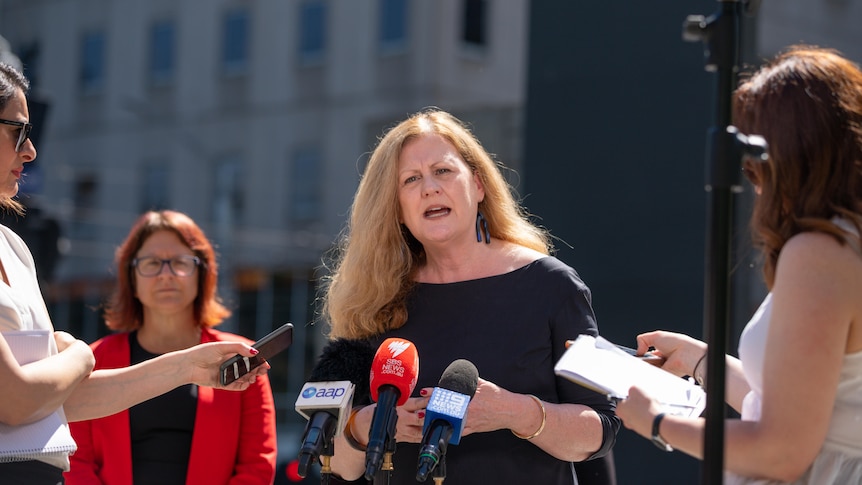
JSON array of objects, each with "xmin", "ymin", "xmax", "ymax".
[
  {"xmin": 66, "ymin": 210, "xmax": 277, "ymax": 484},
  {"xmin": 616, "ymin": 46, "xmax": 862, "ymax": 484},
  {"xmin": 0, "ymin": 63, "xmax": 265, "ymax": 485}
]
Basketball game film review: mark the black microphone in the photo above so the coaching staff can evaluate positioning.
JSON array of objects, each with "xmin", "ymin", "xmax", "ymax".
[
  {"xmin": 364, "ymin": 338, "xmax": 420, "ymax": 480},
  {"xmin": 416, "ymin": 359, "xmax": 479, "ymax": 482},
  {"xmin": 294, "ymin": 338, "xmax": 375, "ymax": 478}
]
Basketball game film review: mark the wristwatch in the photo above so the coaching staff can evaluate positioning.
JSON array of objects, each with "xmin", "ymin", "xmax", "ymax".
[{"xmin": 651, "ymin": 412, "xmax": 673, "ymax": 452}]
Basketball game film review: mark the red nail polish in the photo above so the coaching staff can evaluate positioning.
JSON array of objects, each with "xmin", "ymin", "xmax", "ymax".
[
  {"xmin": 249, "ymin": 348, "xmax": 259, "ymax": 355},
  {"xmin": 417, "ymin": 411, "xmax": 425, "ymax": 419},
  {"xmin": 420, "ymin": 389, "xmax": 427, "ymax": 396}
]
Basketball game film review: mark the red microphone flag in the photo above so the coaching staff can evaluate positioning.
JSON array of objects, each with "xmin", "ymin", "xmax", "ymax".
[{"xmin": 369, "ymin": 338, "xmax": 419, "ymax": 405}]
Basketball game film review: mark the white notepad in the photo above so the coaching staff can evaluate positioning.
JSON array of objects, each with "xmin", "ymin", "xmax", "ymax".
[
  {"xmin": 0, "ymin": 330, "xmax": 78, "ymax": 462},
  {"xmin": 555, "ymin": 334, "xmax": 706, "ymax": 417}
]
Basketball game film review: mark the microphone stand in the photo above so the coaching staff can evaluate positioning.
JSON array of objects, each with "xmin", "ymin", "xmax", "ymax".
[
  {"xmin": 682, "ymin": 1, "xmax": 761, "ymax": 484},
  {"xmin": 374, "ymin": 432, "xmax": 396, "ymax": 485},
  {"xmin": 319, "ymin": 437, "xmax": 333, "ymax": 485},
  {"xmin": 369, "ymin": 420, "xmax": 397, "ymax": 485},
  {"xmin": 431, "ymin": 454, "xmax": 446, "ymax": 485}
]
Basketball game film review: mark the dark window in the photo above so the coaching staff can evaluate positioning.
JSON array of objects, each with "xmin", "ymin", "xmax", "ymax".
[
  {"xmin": 290, "ymin": 147, "xmax": 321, "ymax": 224},
  {"xmin": 223, "ymin": 8, "xmax": 249, "ymax": 74},
  {"xmin": 141, "ymin": 164, "xmax": 169, "ymax": 212},
  {"xmin": 299, "ymin": 1, "xmax": 326, "ymax": 64},
  {"xmin": 72, "ymin": 172, "xmax": 99, "ymax": 240},
  {"xmin": 379, "ymin": 0, "xmax": 408, "ymax": 50},
  {"xmin": 80, "ymin": 31, "xmax": 106, "ymax": 93},
  {"xmin": 149, "ymin": 20, "xmax": 175, "ymax": 84},
  {"xmin": 213, "ymin": 154, "xmax": 243, "ymax": 223},
  {"xmin": 18, "ymin": 43, "xmax": 41, "ymax": 87},
  {"xmin": 462, "ymin": 0, "xmax": 487, "ymax": 47}
]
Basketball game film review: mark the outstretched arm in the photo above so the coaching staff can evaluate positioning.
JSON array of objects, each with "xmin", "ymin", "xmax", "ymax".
[
  {"xmin": 63, "ymin": 341, "xmax": 267, "ymax": 422},
  {"xmin": 635, "ymin": 330, "xmax": 749, "ymax": 412}
]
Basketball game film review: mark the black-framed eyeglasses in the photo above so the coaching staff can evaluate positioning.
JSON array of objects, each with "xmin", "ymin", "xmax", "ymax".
[
  {"xmin": 0, "ymin": 119, "xmax": 33, "ymax": 152},
  {"xmin": 132, "ymin": 255, "xmax": 201, "ymax": 277}
]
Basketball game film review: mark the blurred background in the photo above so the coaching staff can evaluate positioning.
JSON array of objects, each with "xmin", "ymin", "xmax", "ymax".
[{"xmin": 0, "ymin": 1, "xmax": 860, "ymax": 483}]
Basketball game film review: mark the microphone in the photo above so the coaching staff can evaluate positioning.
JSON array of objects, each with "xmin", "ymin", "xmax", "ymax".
[
  {"xmin": 416, "ymin": 359, "xmax": 479, "ymax": 482},
  {"xmin": 294, "ymin": 339, "xmax": 375, "ymax": 478},
  {"xmin": 364, "ymin": 338, "xmax": 420, "ymax": 480}
]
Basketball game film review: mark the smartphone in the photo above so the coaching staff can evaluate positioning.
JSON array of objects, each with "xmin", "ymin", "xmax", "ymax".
[
  {"xmin": 615, "ymin": 344, "xmax": 665, "ymax": 365},
  {"xmin": 220, "ymin": 323, "xmax": 293, "ymax": 386}
]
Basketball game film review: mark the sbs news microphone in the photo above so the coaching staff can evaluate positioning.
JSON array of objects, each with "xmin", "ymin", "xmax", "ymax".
[
  {"xmin": 294, "ymin": 338, "xmax": 375, "ymax": 478},
  {"xmin": 364, "ymin": 338, "xmax": 420, "ymax": 481},
  {"xmin": 416, "ymin": 359, "xmax": 479, "ymax": 482}
]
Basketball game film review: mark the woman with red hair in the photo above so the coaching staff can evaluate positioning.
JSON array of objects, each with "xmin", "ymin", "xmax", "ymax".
[{"xmin": 66, "ymin": 210, "xmax": 277, "ymax": 485}]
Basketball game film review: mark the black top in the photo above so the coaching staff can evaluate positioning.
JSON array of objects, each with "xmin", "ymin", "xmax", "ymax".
[
  {"xmin": 129, "ymin": 331, "xmax": 198, "ymax": 485},
  {"xmin": 367, "ymin": 256, "xmax": 619, "ymax": 485}
]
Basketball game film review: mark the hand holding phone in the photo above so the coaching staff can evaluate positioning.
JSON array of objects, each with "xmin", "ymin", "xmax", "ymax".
[
  {"xmin": 615, "ymin": 344, "xmax": 666, "ymax": 367},
  {"xmin": 220, "ymin": 323, "xmax": 293, "ymax": 386}
]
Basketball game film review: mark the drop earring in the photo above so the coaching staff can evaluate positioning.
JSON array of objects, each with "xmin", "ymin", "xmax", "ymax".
[{"xmin": 475, "ymin": 211, "xmax": 490, "ymax": 244}]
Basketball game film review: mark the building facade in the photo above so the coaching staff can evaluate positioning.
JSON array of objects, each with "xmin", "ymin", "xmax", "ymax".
[
  {"xmin": 0, "ymin": 0, "xmax": 528, "ymax": 467},
  {"xmin": 2, "ymin": 0, "xmax": 859, "ymax": 480}
]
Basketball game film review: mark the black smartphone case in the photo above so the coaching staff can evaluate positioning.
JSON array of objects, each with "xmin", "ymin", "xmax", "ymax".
[{"xmin": 219, "ymin": 323, "xmax": 293, "ymax": 385}]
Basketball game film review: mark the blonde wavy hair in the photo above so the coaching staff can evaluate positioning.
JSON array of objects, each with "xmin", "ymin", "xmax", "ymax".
[{"xmin": 321, "ymin": 109, "xmax": 551, "ymax": 340}]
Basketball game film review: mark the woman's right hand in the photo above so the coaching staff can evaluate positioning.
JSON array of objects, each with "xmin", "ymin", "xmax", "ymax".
[
  {"xmin": 53, "ymin": 330, "xmax": 79, "ymax": 351},
  {"xmin": 54, "ymin": 331, "xmax": 96, "ymax": 374},
  {"xmin": 635, "ymin": 330, "xmax": 706, "ymax": 379}
]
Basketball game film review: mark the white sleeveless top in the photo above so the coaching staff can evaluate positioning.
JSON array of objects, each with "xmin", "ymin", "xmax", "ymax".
[
  {"xmin": 0, "ymin": 224, "xmax": 55, "ymax": 333},
  {"xmin": 0, "ymin": 224, "xmax": 70, "ymax": 471},
  {"xmin": 727, "ymin": 221, "xmax": 862, "ymax": 484}
]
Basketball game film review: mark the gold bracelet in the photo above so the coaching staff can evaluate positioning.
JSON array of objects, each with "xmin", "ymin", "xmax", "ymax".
[
  {"xmin": 511, "ymin": 394, "xmax": 546, "ymax": 440},
  {"xmin": 343, "ymin": 405, "xmax": 368, "ymax": 452}
]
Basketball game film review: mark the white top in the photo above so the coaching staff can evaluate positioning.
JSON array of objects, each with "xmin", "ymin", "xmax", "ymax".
[
  {"xmin": 0, "ymin": 224, "xmax": 69, "ymax": 470},
  {"xmin": 0, "ymin": 224, "xmax": 54, "ymax": 333},
  {"xmin": 727, "ymin": 222, "xmax": 862, "ymax": 484}
]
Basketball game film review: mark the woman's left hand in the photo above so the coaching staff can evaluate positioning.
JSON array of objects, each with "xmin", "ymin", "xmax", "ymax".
[
  {"xmin": 186, "ymin": 342, "xmax": 270, "ymax": 390},
  {"xmin": 615, "ymin": 385, "xmax": 663, "ymax": 439},
  {"xmin": 458, "ymin": 377, "xmax": 514, "ymax": 436}
]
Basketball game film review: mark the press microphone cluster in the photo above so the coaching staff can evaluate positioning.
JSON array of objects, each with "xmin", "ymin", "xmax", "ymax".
[
  {"xmin": 294, "ymin": 338, "xmax": 375, "ymax": 479},
  {"xmin": 416, "ymin": 359, "xmax": 479, "ymax": 482},
  {"xmin": 297, "ymin": 338, "xmax": 479, "ymax": 483},
  {"xmin": 364, "ymin": 338, "xmax": 420, "ymax": 481}
]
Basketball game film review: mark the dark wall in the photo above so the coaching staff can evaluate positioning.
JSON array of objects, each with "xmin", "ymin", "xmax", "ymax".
[{"xmin": 523, "ymin": 2, "xmax": 719, "ymax": 483}]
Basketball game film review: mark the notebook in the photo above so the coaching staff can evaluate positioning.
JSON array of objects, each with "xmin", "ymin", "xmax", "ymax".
[
  {"xmin": 554, "ymin": 334, "xmax": 706, "ymax": 417},
  {"xmin": 0, "ymin": 330, "xmax": 78, "ymax": 462}
]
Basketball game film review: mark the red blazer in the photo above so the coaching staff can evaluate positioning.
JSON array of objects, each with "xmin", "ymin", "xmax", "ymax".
[{"xmin": 65, "ymin": 328, "xmax": 277, "ymax": 485}]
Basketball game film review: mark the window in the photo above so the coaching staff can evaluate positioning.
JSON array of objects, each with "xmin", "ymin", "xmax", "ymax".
[
  {"xmin": 73, "ymin": 174, "xmax": 98, "ymax": 215},
  {"xmin": 18, "ymin": 43, "xmax": 41, "ymax": 88},
  {"xmin": 290, "ymin": 147, "xmax": 321, "ymax": 224},
  {"xmin": 222, "ymin": 8, "xmax": 249, "ymax": 75},
  {"xmin": 299, "ymin": 1, "xmax": 326, "ymax": 64},
  {"xmin": 462, "ymin": 0, "xmax": 487, "ymax": 48},
  {"xmin": 213, "ymin": 154, "xmax": 243, "ymax": 225},
  {"xmin": 140, "ymin": 163, "xmax": 169, "ymax": 212},
  {"xmin": 80, "ymin": 31, "xmax": 106, "ymax": 93},
  {"xmin": 379, "ymin": 0, "xmax": 408, "ymax": 53},
  {"xmin": 72, "ymin": 172, "xmax": 99, "ymax": 240},
  {"xmin": 149, "ymin": 20, "xmax": 175, "ymax": 85}
]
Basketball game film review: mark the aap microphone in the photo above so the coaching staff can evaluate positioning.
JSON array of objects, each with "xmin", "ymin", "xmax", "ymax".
[
  {"xmin": 416, "ymin": 359, "xmax": 479, "ymax": 482},
  {"xmin": 294, "ymin": 338, "xmax": 376, "ymax": 478},
  {"xmin": 364, "ymin": 338, "xmax": 420, "ymax": 480}
]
